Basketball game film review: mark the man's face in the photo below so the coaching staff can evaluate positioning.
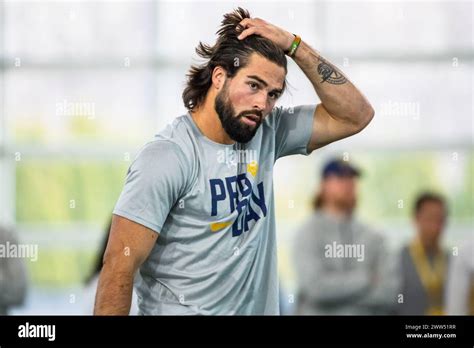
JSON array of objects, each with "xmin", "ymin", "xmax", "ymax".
[
  {"xmin": 322, "ymin": 174, "xmax": 358, "ymax": 211},
  {"xmin": 415, "ymin": 201, "xmax": 446, "ymax": 246},
  {"xmin": 215, "ymin": 53, "xmax": 286, "ymax": 143}
]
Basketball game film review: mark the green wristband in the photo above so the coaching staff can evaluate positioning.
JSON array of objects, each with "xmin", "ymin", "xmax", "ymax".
[{"xmin": 286, "ymin": 34, "xmax": 301, "ymax": 57}]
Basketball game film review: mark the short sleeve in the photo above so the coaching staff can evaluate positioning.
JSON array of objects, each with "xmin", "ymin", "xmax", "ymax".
[
  {"xmin": 113, "ymin": 140, "xmax": 189, "ymax": 234},
  {"xmin": 273, "ymin": 104, "xmax": 316, "ymax": 160}
]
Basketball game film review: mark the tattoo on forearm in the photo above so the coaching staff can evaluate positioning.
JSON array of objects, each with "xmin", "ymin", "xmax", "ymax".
[{"xmin": 317, "ymin": 56, "xmax": 347, "ymax": 85}]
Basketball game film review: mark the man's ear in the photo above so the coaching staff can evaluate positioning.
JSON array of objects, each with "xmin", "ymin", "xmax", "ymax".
[{"xmin": 211, "ymin": 66, "xmax": 227, "ymax": 90}]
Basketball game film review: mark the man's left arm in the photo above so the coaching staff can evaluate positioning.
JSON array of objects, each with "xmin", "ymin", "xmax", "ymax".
[{"xmin": 238, "ymin": 18, "xmax": 375, "ymax": 152}]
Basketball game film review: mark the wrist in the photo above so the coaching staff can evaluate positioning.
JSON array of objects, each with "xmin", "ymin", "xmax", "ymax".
[
  {"xmin": 285, "ymin": 33, "xmax": 302, "ymax": 58},
  {"xmin": 284, "ymin": 32, "xmax": 295, "ymax": 51}
]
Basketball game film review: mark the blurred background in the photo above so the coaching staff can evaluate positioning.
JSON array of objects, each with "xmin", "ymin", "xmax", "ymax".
[{"xmin": 0, "ymin": 0, "xmax": 472, "ymax": 314}]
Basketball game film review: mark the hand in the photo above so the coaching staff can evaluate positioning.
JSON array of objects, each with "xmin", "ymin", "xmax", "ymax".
[{"xmin": 237, "ymin": 17, "xmax": 294, "ymax": 52}]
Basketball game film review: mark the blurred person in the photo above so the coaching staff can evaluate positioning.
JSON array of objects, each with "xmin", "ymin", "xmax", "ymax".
[
  {"xmin": 95, "ymin": 8, "xmax": 374, "ymax": 315},
  {"xmin": 293, "ymin": 159, "xmax": 398, "ymax": 315},
  {"xmin": 0, "ymin": 225, "xmax": 28, "ymax": 314},
  {"xmin": 445, "ymin": 238, "xmax": 474, "ymax": 315},
  {"xmin": 397, "ymin": 192, "xmax": 449, "ymax": 315},
  {"xmin": 279, "ymin": 282, "xmax": 293, "ymax": 315},
  {"xmin": 83, "ymin": 219, "xmax": 138, "ymax": 315}
]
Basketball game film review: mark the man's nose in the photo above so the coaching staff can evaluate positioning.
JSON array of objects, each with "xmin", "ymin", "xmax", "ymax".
[{"xmin": 252, "ymin": 91, "xmax": 267, "ymax": 111}]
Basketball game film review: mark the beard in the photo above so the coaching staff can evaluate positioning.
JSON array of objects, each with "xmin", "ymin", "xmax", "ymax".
[
  {"xmin": 214, "ymin": 83, "xmax": 263, "ymax": 143},
  {"xmin": 335, "ymin": 195, "xmax": 357, "ymax": 215}
]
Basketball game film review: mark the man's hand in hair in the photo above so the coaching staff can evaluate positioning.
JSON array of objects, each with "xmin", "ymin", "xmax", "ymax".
[{"xmin": 237, "ymin": 17, "xmax": 294, "ymax": 52}]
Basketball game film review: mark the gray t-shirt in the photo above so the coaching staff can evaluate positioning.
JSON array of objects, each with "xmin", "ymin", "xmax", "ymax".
[
  {"xmin": 293, "ymin": 211, "xmax": 399, "ymax": 315},
  {"xmin": 113, "ymin": 104, "xmax": 316, "ymax": 315}
]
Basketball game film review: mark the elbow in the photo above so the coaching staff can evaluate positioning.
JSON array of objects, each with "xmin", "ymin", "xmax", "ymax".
[
  {"xmin": 366, "ymin": 103, "xmax": 375, "ymax": 124},
  {"xmin": 102, "ymin": 248, "xmax": 137, "ymax": 276},
  {"xmin": 352, "ymin": 102, "xmax": 375, "ymax": 134}
]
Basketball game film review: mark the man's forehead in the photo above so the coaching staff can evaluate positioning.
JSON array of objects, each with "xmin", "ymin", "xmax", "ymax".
[{"xmin": 240, "ymin": 53, "xmax": 285, "ymax": 89}]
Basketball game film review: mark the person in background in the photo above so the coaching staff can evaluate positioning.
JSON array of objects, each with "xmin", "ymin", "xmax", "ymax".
[
  {"xmin": 445, "ymin": 238, "xmax": 474, "ymax": 315},
  {"xmin": 397, "ymin": 192, "xmax": 449, "ymax": 315},
  {"xmin": 0, "ymin": 225, "xmax": 28, "ymax": 314},
  {"xmin": 293, "ymin": 159, "xmax": 398, "ymax": 315}
]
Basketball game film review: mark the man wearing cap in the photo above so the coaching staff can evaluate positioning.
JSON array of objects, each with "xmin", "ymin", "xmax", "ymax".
[{"xmin": 293, "ymin": 159, "xmax": 398, "ymax": 315}]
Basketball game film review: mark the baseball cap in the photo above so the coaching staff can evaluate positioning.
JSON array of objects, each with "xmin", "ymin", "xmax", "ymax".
[{"xmin": 322, "ymin": 159, "xmax": 361, "ymax": 178}]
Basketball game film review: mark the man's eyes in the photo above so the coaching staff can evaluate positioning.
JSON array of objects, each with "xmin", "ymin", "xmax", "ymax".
[
  {"xmin": 247, "ymin": 82, "xmax": 279, "ymax": 99},
  {"xmin": 248, "ymin": 82, "xmax": 259, "ymax": 90}
]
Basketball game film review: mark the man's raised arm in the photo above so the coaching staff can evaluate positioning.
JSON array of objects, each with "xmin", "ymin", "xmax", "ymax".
[
  {"xmin": 291, "ymin": 40, "xmax": 374, "ymax": 151},
  {"xmin": 237, "ymin": 17, "xmax": 375, "ymax": 151}
]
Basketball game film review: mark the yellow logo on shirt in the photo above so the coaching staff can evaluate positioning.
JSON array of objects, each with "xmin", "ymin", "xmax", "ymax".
[
  {"xmin": 247, "ymin": 161, "xmax": 258, "ymax": 177},
  {"xmin": 210, "ymin": 221, "xmax": 232, "ymax": 232}
]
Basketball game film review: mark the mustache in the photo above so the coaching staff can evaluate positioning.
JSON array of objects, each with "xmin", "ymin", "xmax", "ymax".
[{"xmin": 238, "ymin": 110, "xmax": 263, "ymax": 122}]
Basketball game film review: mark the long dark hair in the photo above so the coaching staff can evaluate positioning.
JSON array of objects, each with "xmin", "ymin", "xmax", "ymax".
[
  {"xmin": 313, "ymin": 191, "xmax": 324, "ymax": 210},
  {"xmin": 182, "ymin": 7, "xmax": 288, "ymax": 111}
]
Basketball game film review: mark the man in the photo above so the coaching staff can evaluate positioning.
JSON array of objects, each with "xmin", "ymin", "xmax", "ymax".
[
  {"xmin": 398, "ymin": 192, "xmax": 449, "ymax": 315},
  {"xmin": 293, "ymin": 159, "xmax": 398, "ymax": 315},
  {"xmin": 94, "ymin": 7, "xmax": 374, "ymax": 315}
]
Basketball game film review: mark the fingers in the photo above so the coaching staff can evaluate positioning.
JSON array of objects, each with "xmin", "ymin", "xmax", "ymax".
[
  {"xmin": 237, "ymin": 26, "xmax": 260, "ymax": 40},
  {"xmin": 238, "ymin": 18, "xmax": 251, "ymax": 29},
  {"xmin": 239, "ymin": 17, "xmax": 262, "ymax": 28},
  {"xmin": 237, "ymin": 18, "xmax": 267, "ymax": 40}
]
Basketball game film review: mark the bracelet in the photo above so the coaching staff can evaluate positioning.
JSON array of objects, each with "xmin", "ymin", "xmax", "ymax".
[{"xmin": 286, "ymin": 34, "xmax": 301, "ymax": 57}]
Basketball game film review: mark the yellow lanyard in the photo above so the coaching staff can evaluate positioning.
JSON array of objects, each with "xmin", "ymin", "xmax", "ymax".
[{"xmin": 409, "ymin": 237, "xmax": 446, "ymax": 315}]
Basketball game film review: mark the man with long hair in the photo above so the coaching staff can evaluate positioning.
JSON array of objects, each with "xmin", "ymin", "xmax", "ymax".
[
  {"xmin": 95, "ymin": 7, "xmax": 374, "ymax": 315},
  {"xmin": 293, "ymin": 159, "xmax": 398, "ymax": 315}
]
